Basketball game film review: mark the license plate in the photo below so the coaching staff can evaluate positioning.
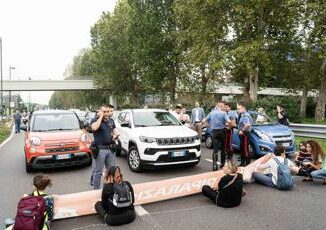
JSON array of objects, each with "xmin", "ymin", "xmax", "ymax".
[
  {"xmin": 171, "ymin": 151, "xmax": 186, "ymax": 157},
  {"xmin": 282, "ymin": 142, "xmax": 290, "ymax": 147},
  {"xmin": 55, "ymin": 154, "xmax": 71, "ymax": 160}
]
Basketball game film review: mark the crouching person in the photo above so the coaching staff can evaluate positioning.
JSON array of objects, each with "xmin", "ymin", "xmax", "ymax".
[
  {"xmin": 95, "ymin": 166, "xmax": 136, "ymax": 226},
  {"xmin": 202, "ymin": 160, "xmax": 245, "ymax": 208},
  {"xmin": 252, "ymin": 145, "xmax": 299, "ymax": 190},
  {"xmin": 5, "ymin": 174, "xmax": 54, "ymax": 230}
]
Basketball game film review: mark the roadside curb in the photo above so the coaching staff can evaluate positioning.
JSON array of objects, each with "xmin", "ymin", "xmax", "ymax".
[{"xmin": 0, "ymin": 124, "xmax": 15, "ymax": 149}]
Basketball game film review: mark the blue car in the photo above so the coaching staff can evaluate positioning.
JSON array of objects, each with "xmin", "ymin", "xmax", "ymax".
[{"xmin": 203, "ymin": 111, "xmax": 295, "ymax": 158}]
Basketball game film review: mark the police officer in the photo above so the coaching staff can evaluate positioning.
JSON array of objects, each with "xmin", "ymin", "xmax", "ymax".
[
  {"xmin": 90, "ymin": 104, "xmax": 118, "ymax": 190},
  {"xmin": 203, "ymin": 101, "xmax": 231, "ymax": 171},
  {"xmin": 237, "ymin": 102, "xmax": 253, "ymax": 166},
  {"xmin": 223, "ymin": 102, "xmax": 236, "ymax": 161}
]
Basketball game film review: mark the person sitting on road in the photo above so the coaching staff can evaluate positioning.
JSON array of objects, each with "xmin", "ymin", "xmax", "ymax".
[
  {"xmin": 301, "ymin": 140, "xmax": 324, "ymax": 182},
  {"xmin": 310, "ymin": 142, "xmax": 326, "ymax": 184},
  {"xmin": 202, "ymin": 160, "xmax": 246, "ymax": 208},
  {"xmin": 252, "ymin": 145, "xmax": 299, "ymax": 190},
  {"xmin": 295, "ymin": 141, "xmax": 309, "ymax": 166},
  {"xmin": 95, "ymin": 166, "xmax": 136, "ymax": 226},
  {"xmin": 5, "ymin": 174, "xmax": 54, "ymax": 230}
]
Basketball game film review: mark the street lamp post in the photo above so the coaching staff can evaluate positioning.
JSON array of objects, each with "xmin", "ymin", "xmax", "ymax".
[
  {"xmin": 0, "ymin": 37, "xmax": 3, "ymax": 116},
  {"xmin": 8, "ymin": 66, "xmax": 15, "ymax": 115}
]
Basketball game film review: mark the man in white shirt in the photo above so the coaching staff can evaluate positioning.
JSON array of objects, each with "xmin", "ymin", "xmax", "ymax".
[
  {"xmin": 253, "ymin": 145, "xmax": 299, "ymax": 188},
  {"xmin": 191, "ymin": 101, "xmax": 205, "ymax": 137}
]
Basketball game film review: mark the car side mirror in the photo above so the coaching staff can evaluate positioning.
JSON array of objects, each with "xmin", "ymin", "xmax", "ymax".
[
  {"xmin": 121, "ymin": 121, "xmax": 131, "ymax": 128},
  {"xmin": 20, "ymin": 125, "xmax": 27, "ymax": 132}
]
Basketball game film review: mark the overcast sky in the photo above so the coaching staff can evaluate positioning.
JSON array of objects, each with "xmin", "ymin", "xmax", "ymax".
[{"xmin": 0, "ymin": 0, "xmax": 116, "ymax": 105}]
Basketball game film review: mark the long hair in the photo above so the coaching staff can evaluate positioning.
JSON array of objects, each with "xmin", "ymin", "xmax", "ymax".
[
  {"xmin": 104, "ymin": 166, "xmax": 122, "ymax": 183},
  {"xmin": 307, "ymin": 140, "xmax": 325, "ymax": 164},
  {"xmin": 226, "ymin": 160, "xmax": 238, "ymax": 174},
  {"xmin": 33, "ymin": 174, "xmax": 52, "ymax": 191}
]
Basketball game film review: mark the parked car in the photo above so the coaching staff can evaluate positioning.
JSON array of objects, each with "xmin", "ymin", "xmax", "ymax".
[
  {"xmin": 115, "ymin": 109, "xmax": 201, "ymax": 172},
  {"xmin": 203, "ymin": 111, "xmax": 295, "ymax": 158},
  {"xmin": 21, "ymin": 110, "xmax": 92, "ymax": 172}
]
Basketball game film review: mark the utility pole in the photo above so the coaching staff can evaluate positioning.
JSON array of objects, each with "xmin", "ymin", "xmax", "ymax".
[
  {"xmin": 0, "ymin": 37, "xmax": 3, "ymax": 116},
  {"xmin": 9, "ymin": 66, "xmax": 15, "ymax": 115}
]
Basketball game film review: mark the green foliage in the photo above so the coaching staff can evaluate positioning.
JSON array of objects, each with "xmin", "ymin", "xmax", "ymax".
[{"xmin": 0, "ymin": 124, "xmax": 11, "ymax": 144}]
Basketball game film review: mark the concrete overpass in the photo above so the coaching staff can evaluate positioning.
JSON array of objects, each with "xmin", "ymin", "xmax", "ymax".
[
  {"xmin": 1, "ymin": 80, "xmax": 95, "ymax": 91},
  {"xmin": 0, "ymin": 79, "xmax": 316, "ymax": 97}
]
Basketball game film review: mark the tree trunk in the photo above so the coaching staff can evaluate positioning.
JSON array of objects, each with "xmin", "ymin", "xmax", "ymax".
[
  {"xmin": 299, "ymin": 89, "xmax": 308, "ymax": 118},
  {"xmin": 315, "ymin": 56, "xmax": 326, "ymax": 121},
  {"xmin": 170, "ymin": 75, "xmax": 176, "ymax": 104},
  {"xmin": 249, "ymin": 66, "xmax": 259, "ymax": 102},
  {"xmin": 199, "ymin": 66, "xmax": 208, "ymax": 105}
]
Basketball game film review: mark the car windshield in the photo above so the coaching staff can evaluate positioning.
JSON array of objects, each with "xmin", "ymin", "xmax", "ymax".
[
  {"xmin": 133, "ymin": 111, "xmax": 181, "ymax": 127},
  {"xmin": 250, "ymin": 112, "xmax": 277, "ymax": 126},
  {"xmin": 31, "ymin": 113, "xmax": 80, "ymax": 131}
]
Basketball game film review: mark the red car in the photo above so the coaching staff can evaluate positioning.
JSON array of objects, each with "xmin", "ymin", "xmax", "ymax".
[{"xmin": 21, "ymin": 110, "xmax": 92, "ymax": 173}]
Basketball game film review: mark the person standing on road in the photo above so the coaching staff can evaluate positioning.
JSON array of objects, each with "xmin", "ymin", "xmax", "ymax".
[
  {"xmin": 91, "ymin": 104, "xmax": 118, "ymax": 190},
  {"xmin": 223, "ymin": 102, "xmax": 236, "ymax": 161},
  {"xmin": 202, "ymin": 160, "xmax": 246, "ymax": 208},
  {"xmin": 277, "ymin": 106, "xmax": 289, "ymax": 126},
  {"xmin": 13, "ymin": 110, "xmax": 22, "ymax": 133},
  {"xmin": 95, "ymin": 166, "xmax": 136, "ymax": 226},
  {"xmin": 203, "ymin": 101, "xmax": 231, "ymax": 171},
  {"xmin": 191, "ymin": 101, "xmax": 205, "ymax": 138},
  {"xmin": 237, "ymin": 103, "xmax": 253, "ymax": 166}
]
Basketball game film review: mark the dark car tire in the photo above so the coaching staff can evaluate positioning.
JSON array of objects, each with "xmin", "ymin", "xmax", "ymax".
[
  {"xmin": 128, "ymin": 146, "xmax": 143, "ymax": 172},
  {"xmin": 115, "ymin": 140, "xmax": 122, "ymax": 157},
  {"xmin": 205, "ymin": 135, "xmax": 213, "ymax": 149},
  {"xmin": 249, "ymin": 142, "xmax": 258, "ymax": 159},
  {"xmin": 25, "ymin": 160, "xmax": 34, "ymax": 173}
]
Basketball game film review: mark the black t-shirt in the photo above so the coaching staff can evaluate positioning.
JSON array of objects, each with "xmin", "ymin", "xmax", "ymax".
[
  {"xmin": 101, "ymin": 181, "xmax": 135, "ymax": 215},
  {"xmin": 217, "ymin": 173, "xmax": 243, "ymax": 208},
  {"xmin": 278, "ymin": 111, "xmax": 289, "ymax": 126},
  {"xmin": 91, "ymin": 117, "xmax": 116, "ymax": 145}
]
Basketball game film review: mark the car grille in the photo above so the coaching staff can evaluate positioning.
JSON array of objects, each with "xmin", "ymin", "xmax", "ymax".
[
  {"xmin": 156, "ymin": 137, "xmax": 196, "ymax": 145},
  {"xmin": 45, "ymin": 146, "xmax": 79, "ymax": 153}
]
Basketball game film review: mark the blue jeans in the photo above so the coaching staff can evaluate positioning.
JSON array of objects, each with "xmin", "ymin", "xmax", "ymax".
[
  {"xmin": 252, "ymin": 172, "xmax": 275, "ymax": 188},
  {"xmin": 310, "ymin": 169, "xmax": 326, "ymax": 180},
  {"xmin": 15, "ymin": 120, "xmax": 21, "ymax": 133},
  {"xmin": 92, "ymin": 149, "xmax": 116, "ymax": 189}
]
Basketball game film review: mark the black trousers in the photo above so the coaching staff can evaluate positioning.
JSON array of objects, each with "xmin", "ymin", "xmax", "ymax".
[
  {"xmin": 202, "ymin": 185, "xmax": 218, "ymax": 204},
  {"xmin": 212, "ymin": 128, "xmax": 226, "ymax": 170},
  {"xmin": 95, "ymin": 201, "xmax": 136, "ymax": 226},
  {"xmin": 239, "ymin": 131, "xmax": 251, "ymax": 166},
  {"xmin": 225, "ymin": 129, "xmax": 234, "ymax": 160}
]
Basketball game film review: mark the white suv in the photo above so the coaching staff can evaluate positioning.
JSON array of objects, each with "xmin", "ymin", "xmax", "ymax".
[{"xmin": 116, "ymin": 109, "xmax": 201, "ymax": 172}]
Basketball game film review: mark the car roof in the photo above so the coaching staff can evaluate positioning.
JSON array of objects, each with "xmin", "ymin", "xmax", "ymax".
[
  {"xmin": 32, "ymin": 110, "xmax": 76, "ymax": 115},
  {"xmin": 121, "ymin": 109, "xmax": 168, "ymax": 113}
]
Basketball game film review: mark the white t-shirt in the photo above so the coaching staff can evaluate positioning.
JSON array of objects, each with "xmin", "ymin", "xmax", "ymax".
[{"xmin": 258, "ymin": 156, "xmax": 294, "ymax": 185}]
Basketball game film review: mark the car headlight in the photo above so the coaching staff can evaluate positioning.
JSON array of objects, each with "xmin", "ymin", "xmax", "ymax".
[
  {"xmin": 139, "ymin": 136, "xmax": 156, "ymax": 143},
  {"xmin": 30, "ymin": 136, "xmax": 41, "ymax": 146},
  {"xmin": 254, "ymin": 130, "xmax": 271, "ymax": 141},
  {"xmin": 80, "ymin": 133, "xmax": 90, "ymax": 142}
]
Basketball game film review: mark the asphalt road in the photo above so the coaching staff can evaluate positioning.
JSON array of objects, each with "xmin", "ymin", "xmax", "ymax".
[{"xmin": 1, "ymin": 132, "xmax": 326, "ymax": 230}]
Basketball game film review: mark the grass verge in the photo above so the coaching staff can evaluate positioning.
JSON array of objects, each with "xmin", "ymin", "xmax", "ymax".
[
  {"xmin": 300, "ymin": 118, "xmax": 326, "ymax": 125},
  {"xmin": 0, "ymin": 124, "xmax": 11, "ymax": 145},
  {"xmin": 295, "ymin": 136, "xmax": 326, "ymax": 152}
]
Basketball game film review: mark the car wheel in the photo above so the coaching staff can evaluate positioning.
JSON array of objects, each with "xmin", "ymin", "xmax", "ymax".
[
  {"xmin": 205, "ymin": 135, "xmax": 213, "ymax": 149},
  {"xmin": 115, "ymin": 140, "xmax": 122, "ymax": 157},
  {"xmin": 25, "ymin": 159, "xmax": 33, "ymax": 173},
  {"xmin": 249, "ymin": 143, "xmax": 257, "ymax": 159},
  {"xmin": 128, "ymin": 146, "xmax": 143, "ymax": 172}
]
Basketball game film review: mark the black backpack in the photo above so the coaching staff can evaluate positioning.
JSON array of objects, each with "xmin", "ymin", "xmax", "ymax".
[{"xmin": 109, "ymin": 182, "xmax": 133, "ymax": 208}]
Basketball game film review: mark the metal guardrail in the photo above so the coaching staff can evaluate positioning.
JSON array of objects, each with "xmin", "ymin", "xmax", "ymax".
[{"xmin": 290, "ymin": 123, "xmax": 326, "ymax": 139}]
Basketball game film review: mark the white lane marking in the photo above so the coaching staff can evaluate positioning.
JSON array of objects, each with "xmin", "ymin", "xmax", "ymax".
[
  {"xmin": 71, "ymin": 224, "xmax": 106, "ymax": 230},
  {"xmin": 205, "ymin": 158, "xmax": 221, "ymax": 165},
  {"xmin": 0, "ymin": 125, "xmax": 15, "ymax": 149},
  {"xmin": 135, "ymin": 205, "xmax": 149, "ymax": 216},
  {"xmin": 150, "ymin": 205, "xmax": 212, "ymax": 216}
]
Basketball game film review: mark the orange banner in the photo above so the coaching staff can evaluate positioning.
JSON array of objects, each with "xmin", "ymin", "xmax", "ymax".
[{"xmin": 53, "ymin": 155, "xmax": 267, "ymax": 219}]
